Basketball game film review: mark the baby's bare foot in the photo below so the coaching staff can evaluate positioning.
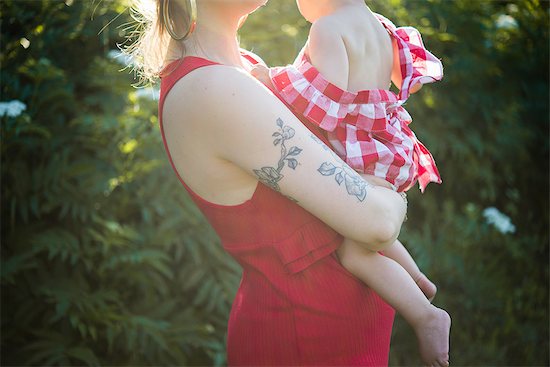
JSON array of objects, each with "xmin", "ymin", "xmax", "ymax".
[
  {"xmin": 415, "ymin": 272, "xmax": 437, "ymax": 302},
  {"xmin": 414, "ymin": 307, "xmax": 451, "ymax": 367}
]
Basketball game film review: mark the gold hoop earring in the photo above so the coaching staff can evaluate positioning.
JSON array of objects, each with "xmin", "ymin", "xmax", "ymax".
[
  {"xmin": 162, "ymin": 0, "xmax": 197, "ymax": 41},
  {"xmin": 237, "ymin": 14, "xmax": 248, "ymax": 30}
]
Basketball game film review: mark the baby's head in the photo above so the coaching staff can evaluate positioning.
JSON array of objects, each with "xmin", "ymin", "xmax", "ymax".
[{"xmin": 296, "ymin": 0, "xmax": 363, "ymax": 23}]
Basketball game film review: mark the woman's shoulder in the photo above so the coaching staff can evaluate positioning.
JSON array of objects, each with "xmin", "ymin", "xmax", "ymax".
[
  {"xmin": 163, "ymin": 59, "xmax": 278, "ymax": 133},
  {"xmin": 185, "ymin": 68, "xmax": 267, "ymax": 102},
  {"xmin": 165, "ymin": 50, "xmax": 267, "ymax": 98}
]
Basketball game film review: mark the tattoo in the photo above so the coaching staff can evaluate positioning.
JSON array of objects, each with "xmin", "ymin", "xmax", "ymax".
[
  {"xmin": 310, "ymin": 133, "xmax": 372, "ymax": 202},
  {"xmin": 318, "ymin": 162, "xmax": 370, "ymax": 202},
  {"xmin": 254, "ymin": 118, "xmax": 302, "ymax": 196}
]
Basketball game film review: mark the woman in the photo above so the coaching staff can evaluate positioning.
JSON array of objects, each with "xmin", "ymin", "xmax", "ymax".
[{"xmin": 128, "ymin": 0, "xmax": 408, "ymax": 365}]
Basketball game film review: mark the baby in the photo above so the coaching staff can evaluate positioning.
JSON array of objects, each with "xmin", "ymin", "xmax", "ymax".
[{"xmin": 252, "ymin": 1, "xmax": 451, "ymax": 366}]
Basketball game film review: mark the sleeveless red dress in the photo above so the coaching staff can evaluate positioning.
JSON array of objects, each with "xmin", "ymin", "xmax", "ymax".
[{"xmin": 158, "ymin": 52, "xmax": 395, "ymax": 366}]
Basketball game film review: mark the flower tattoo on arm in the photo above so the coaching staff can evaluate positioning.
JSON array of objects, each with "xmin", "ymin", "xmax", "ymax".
[
  {"xmin": 318, "ymin": 162, "xmax": 370, "ymax": 202},
  {"xmin": 253, "ymin": 118, "xmax": 302, "ymax": 195},
  {"xmin": 310, "ymin": 133, "xmax": 372, "ymax": 202}
]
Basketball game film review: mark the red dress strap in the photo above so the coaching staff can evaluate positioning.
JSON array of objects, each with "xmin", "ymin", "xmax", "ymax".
[
  {"xmin": 157, "ymin": 56, "xmax": 223, "ymax": 205},
  {"xmin": 239, "ymin": 48, "xmax": 267, "ymax": 66},
  {"xmin": 158, "ymin": 53, "xmax": 276, "ymax": 207},
  {"xmin": 159, "ymin": 56, "xmax": 219, "ymax": 107}
]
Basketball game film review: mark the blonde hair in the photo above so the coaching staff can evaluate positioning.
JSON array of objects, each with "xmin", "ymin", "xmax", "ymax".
[{"xmin": 121, "ymin": 0, "xmax": 190, "ymax": 85}]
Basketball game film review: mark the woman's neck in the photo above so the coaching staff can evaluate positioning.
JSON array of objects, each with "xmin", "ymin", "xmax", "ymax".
[{"xmin": 168, "ymin": 3, "xmax": 245, "ymax": 68}]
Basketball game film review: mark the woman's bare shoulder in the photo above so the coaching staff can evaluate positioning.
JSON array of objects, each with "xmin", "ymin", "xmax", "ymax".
[
  {"xmin": 165, "ymin": 64, "xmax": 269, "ymax": 119},
  {"xmin": 169, "ymin": 64, "xmax": 260, "ymax": 95}
]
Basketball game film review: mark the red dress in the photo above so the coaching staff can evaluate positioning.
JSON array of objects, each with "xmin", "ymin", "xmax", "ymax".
[{"xmin": 158, "ymin": 52, "xmax": 395, "ymax": 366}]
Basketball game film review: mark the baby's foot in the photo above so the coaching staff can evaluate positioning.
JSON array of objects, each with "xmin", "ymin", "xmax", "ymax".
[
  {"xmin": 414, "ymin": 307, "xmax": 451, "ymax": 367},
  {"xmin": 415, "ymin": 272, "xmax": 437, "ymax": 302}
]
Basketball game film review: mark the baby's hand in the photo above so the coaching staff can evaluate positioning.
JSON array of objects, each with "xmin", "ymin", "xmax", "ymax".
[
  {"xmin": 359, "ymin": 173, "xmax": 394, "ymax": 190},
  {"xmin": 250, "ymin": 64, "xmax": 274, "ymax": 89}
]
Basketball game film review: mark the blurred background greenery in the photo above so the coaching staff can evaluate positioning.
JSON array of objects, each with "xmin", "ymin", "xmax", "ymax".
[{"xmin": 1, "ymin": 0, "xmax": 548, "ymax": 365}]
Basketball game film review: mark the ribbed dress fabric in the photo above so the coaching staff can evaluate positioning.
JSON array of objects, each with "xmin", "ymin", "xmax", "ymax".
[{"xmin": 158, "ymin": 54, "xmax": 395, "ymax": 366}]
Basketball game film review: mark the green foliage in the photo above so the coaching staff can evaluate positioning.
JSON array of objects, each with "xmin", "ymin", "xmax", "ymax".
[
  {"xmin": 1, "ymin": 0, "xmax": 548, "ymax": 366},
  {"xmin": 2, "ymin": 0, "xmax": 239, "ymax": 365}
]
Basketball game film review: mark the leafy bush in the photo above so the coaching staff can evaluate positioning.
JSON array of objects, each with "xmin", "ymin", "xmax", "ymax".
[
  {"xmin": 1, "ymin": 0, "xmax": 548, "ymax": 366},
  {"xmin": 2, "ymin": 1, "xmax": 239, "ymax": 365}
]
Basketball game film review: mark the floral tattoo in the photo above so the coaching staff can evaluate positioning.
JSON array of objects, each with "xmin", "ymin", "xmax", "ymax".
[
  {"xmin": 318, "ymin": 162, "xmax": 369, "ymax": 202},
  {"xmin": 310, "ymin": 134, "xmax": 371, "ymax": 202},
  {"xmin": 253, "ymin": 118, "xmax": 302, "ymax": 192}
]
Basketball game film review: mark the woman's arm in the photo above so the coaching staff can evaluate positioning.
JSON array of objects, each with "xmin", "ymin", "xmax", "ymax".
[{"xmin": 173, "ymin": 66, "xmax": 407, "ymax": 250}]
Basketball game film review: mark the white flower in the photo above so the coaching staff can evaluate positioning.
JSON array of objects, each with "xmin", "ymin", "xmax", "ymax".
[
  {"xmin": 496, "ymin": 14, "xmax": 518, "ymax": 30},
  {"xmin": 483, "ymin": 207, "xmax": 516, "ymax": 234},
  {"xmin": 0, "ymin": 100, "xmax": 27, "ymax": 118}
]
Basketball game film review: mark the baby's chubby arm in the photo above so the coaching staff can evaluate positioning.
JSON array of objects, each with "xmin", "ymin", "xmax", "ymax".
[
  {"xmin": 251, "ymin": 19, "xmax": 349, "ymax": 91},
  {"xmin": 307, "ymin": 17, "xmax": 350, "ymax": 90},
  {"xmin": 391, "ymin": 37, "xmax": 422, "ymax": 94}
]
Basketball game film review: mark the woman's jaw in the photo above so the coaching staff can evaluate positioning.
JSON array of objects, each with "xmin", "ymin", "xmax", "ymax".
[
  {"xmin": 170, "ymin": 0, "xmax": 268, "ymax": 67},
  {"xmin": 196, "ymin": 0, "xmax": 268, "ymax": 21}
]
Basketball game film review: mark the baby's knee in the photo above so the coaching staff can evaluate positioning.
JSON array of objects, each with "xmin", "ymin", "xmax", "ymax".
[{"xmin": 336, "ymin": 238, "xmax": 377, "ymax": 272}]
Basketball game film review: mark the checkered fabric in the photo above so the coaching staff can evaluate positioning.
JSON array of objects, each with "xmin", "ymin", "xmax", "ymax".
[{"xmin": 269, "ymin": 13, "xmax": 443, "ymax": 193}]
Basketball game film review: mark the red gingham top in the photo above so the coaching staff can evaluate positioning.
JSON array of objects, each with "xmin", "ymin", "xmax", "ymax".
[{"xmin": 270, "ymin": 13, "xmax": 443, "ymax": 193}]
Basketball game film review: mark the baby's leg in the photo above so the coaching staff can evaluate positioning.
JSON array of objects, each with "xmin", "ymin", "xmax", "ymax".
[
  {"xmin": 336, "ymin": 238, "xmax": 451, "ymax": 367},
  {"xmin": 382, "ymin": 239, "xmax": 437, "ymax": 302}
]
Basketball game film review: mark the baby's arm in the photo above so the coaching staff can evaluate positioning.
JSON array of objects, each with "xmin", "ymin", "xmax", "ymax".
[
  {"xmin": 308, "ymin": 17, "xmax": 349, "ymax": 90},
  {"xmin": 390, "ymin": 37, "xmax": 422, "ymax": 94}
]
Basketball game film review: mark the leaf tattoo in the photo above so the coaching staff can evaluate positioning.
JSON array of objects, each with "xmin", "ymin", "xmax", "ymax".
[
  {"xmin": 253, "ymin": 118, "xmax": 302, "ymax": 192},
  {"xmin": 310, "ymin": 133, "xmax": 371, "ymax": 202},
  {"xmin": 318, "ymin": 162, "xmax": 369, "ymax": 201}
]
